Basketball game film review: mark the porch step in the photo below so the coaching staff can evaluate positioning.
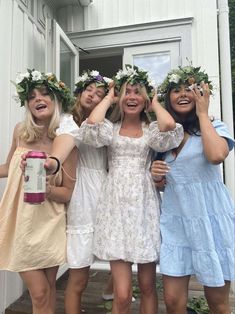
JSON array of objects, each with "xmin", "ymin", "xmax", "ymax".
[{"xmin": 5, "ymin": 270, "xmax": 235, "ymax": 314}]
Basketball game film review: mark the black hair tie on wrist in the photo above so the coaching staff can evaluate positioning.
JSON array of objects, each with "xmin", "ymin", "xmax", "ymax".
[{"xmin": 49, "ymin": 156, "xmax": 61, "ymax": 175}]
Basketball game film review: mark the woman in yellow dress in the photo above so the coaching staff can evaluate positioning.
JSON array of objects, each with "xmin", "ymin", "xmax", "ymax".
[{"xmin": 0, "ymin": 69, "xmax": 77, "ymax": 314}]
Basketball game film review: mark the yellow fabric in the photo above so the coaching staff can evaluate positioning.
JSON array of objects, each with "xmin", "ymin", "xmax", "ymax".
[{"xmin": 0, "ymin": 147, "xmax": 66, "ymax": 272}]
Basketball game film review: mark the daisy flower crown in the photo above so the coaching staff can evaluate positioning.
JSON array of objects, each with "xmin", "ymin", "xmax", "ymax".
[
  {"xmin": 74, "ymin": 70, "xmax": 112, "ymax": 95},
  {"xmin": 158, "ymin": 65, "xmax": 213, "ymax": 101},
  {"xmin": 113, "ymin": 64, "xmax": 155, "ymax": 98},
  {"xmin": 12, "ymin": 69, "xmax": 74, "ymax": 112}
]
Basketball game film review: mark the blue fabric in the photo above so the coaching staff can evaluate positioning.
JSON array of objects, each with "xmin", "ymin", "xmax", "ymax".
[{"xmin": 160, "ymin": 120, "xmax": 235, "ymax": 287}]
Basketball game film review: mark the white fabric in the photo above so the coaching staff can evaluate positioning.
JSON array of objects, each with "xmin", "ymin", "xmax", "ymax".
[
  {"xmin": 58, "ymin": 114, "xmax": 108, "ymax": 268},
  {"xmin": 77, "ymin": 120, "xmax": 184, "ymax": 263}
]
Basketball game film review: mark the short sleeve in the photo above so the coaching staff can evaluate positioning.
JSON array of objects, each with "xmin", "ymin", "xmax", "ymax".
[
  {"xmin": 213, "ymin": 119, "xmax": 235, "ymax": 151},
  {"xmin": 56, "ymin": 113, "xmax": 79, "ymax": 137},
  {"xmin": 147, "ymin": 122, "xmax": 184, "ymax": 152},
  {"xmin": 75, "ymin": 118, "xmax": 114, "ymax": 147}
]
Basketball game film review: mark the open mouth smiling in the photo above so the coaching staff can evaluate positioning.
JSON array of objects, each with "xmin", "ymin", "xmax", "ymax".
[
  {"xmin": 126, "ymin": 102, "xmax": 137, "ymax": 107},
  {"xmin": 178, "ymin": 99, "xmax": 190, "ymax": 105},
  {"xmin": 35, "ymin": 104, "xmax": 47, "ymax": 110}
]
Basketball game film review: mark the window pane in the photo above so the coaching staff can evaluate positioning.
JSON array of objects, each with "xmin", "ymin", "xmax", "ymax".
[
  {"xmin": 133, "ymin": 53, "xmax": 171, "ymax": 86},
  {"xmin": 60, "ymin": 39, "xmax": 73, "ymax": 89}
]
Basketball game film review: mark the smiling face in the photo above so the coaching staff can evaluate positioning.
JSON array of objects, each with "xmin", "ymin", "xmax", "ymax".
[
  {"xmin": 121, "ymin": 83, "xmax": 146, "ymax": 117},
  {"xmin": 169, "ymin": 85, "xmax": 196, "ymax": 119},
  {"xmin": 27, "ymin": 86, "xmax": 55, "ymax": 124},
  {"xmin": 80, "ymin": 83, "xmax": 106, "ymax": 115}
]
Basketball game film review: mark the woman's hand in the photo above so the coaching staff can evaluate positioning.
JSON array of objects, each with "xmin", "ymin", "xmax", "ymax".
[
  {"xmin": 20, "ymin": 153, "xmax": 27, "ymax": 173},
  {"xmin": 151, "ymin": 160, "xmax": 170, "ymax": 184},
  {"xmin": 105, "ymin": 82, "xmax": 119, "ymax": 106},
  {"xmin": 193, "ymin": 83, "xmax": 210, "ymax": 117},
  {"xmin": 21, "ymin": 153, "xmax": 59, "ymax": 175}
]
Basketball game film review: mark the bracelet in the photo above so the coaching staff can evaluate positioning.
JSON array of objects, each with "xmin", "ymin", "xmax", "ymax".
[{"xmin": 49, "ymin": 156, "xmax": 61, "ymax": 175}]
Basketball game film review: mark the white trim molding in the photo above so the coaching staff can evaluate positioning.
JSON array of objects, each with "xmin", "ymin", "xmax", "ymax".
[{"xmin": 68, "ymin": 18, "xmax": 193, "ymax": 63}]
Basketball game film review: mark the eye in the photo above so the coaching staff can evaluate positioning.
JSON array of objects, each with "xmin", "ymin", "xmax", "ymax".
[
  {"xmin": 42, "ymin": 91, "xmax": 50, "ymax": 96},
  {"xmin": 28, "ymin": 94, "xmax": 35, "ymax": 100},
  {"xmin": 96, "ymin": 92, "xmax": 104, "ymax": 98}
]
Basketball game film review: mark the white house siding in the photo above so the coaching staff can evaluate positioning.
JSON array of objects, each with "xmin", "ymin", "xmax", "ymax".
[
  {"xmin": 0, "ymin": 1, "xmax": 49, "ymax": 312},
  {"xmin": 82, "ymin": 0, "xmax": 220, "ymax": 114}
]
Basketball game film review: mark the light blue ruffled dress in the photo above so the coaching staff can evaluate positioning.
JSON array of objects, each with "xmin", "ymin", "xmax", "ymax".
[{"xmin": 160, "ymin": 120, "xmax": 235, "ymax": 287}]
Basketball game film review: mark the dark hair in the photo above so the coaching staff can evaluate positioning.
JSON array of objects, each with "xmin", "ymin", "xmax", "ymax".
[{"xmin": 164, "ymin": 88, "xmax": 200, "ymax": 135}]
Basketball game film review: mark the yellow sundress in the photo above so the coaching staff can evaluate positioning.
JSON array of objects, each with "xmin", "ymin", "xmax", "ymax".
[{"xmin": 0, "ymin": 147, "xmax": 66, "ymax": 272}]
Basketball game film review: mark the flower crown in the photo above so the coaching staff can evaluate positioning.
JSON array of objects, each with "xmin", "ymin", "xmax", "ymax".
[
  {"xmin": 113, "ymin": 64, "xmax": 155, "ymax": 98},
  {"xmin": 74, "ymin": 70, "xmax": 112, "ymax": 95},
  {"xmin": 158, "ymin": 65, "xmax": 213, "ymax": 100},
  {"xmin": 12, "ymin": 69, "xmax": 74, "ymax": 112}
]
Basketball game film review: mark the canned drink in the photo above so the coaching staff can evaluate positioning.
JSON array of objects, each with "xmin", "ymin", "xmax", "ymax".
[{"xmin": 24, "ymin": 151, "xmax": 47, "ymax": 204}]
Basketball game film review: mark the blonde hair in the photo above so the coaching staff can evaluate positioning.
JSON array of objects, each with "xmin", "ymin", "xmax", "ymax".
[
  {"xmin": 109, "ymin": 82, "xmax": 151, "ymax": 124},
  {"xmin": 70, "ymin": 94, "xmax": 86, "ymax": 127},
  {"xmin": 18, "ymin": 94, "xmax": 62, "ymax": 143}
]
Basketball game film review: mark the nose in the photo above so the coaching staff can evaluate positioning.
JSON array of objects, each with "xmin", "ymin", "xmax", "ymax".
[
  {"xmin": 34, "ymin": 92, "xmax": 43, "ymax": 102},
  {"xmin": 180, "ymin": 88, "xmax": 187, "ymax": 97},
  {"xmin": 86, "ymin": 90, "xmax": 95, "ymax": 98},
  {"xmin": 127, "ymin": 91, "xmax": 136, "ymax": 99}
]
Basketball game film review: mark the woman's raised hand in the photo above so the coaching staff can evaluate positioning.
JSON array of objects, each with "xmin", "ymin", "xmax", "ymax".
[{"xmin": 193, "ymin": 82, "xmax": 210, "ymax": 117}]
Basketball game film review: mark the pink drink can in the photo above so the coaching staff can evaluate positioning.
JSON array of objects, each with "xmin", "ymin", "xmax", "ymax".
[{"xmin": 24, "ymin": 151, "xmax": 47, "ymax": 204}]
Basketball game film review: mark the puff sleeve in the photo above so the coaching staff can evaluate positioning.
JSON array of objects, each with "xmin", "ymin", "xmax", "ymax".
[
  {"xmin": 75, "ymin": 119, "xmax": 114, "ymax": 148},
  {"xmin": 147, "ymin": 121, "xmax": 184, "ymax": 152}
]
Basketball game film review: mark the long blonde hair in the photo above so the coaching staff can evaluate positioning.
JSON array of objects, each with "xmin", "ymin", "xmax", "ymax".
[
  {"xmin": 109, "ymin": 82, "xmax": 151, "ymax": 124},
  {"xmin": 70, "ymin": 94, "xmax": 86, "ymax": 127},
  {"xmin": 18, "ymin": 93, "xmax": 62, "ymax": 143}
]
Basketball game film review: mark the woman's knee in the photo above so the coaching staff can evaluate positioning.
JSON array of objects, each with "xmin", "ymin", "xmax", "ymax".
[
  {"xmin": 139, "ymin": 280, "xmax": 156, "ymax": 296},
  {"xmin": 67, "ymin": 272, "xmax": 89, "ymax": 294},
  {"xmin": 29, "ymin": 285, "xmax": 50, "ymax": 309},
  {"xmin": 164, "ymin": 291, "xmax": 187, "ymax": 311},
  {"xmin": 115, "ymin": 289, "xmax": 132, "ymax": 308}
]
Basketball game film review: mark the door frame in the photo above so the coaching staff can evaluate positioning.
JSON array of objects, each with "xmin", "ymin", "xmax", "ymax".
[{"xmin": 68, "ymin": 17, "xmax": 193, "ymax": 65}]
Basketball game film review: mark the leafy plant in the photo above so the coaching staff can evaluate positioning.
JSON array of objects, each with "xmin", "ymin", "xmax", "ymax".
[{"xmin": 187, "ymin": 296, "xmax": 209, "ymax": 314}]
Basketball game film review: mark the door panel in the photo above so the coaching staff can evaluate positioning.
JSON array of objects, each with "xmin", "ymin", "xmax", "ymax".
[{"xmin": 46, "ymin": 19, "xmax": 79, "ymax": 91}]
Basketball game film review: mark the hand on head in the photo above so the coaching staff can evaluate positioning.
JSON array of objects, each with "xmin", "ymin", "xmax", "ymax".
[
  {"xmin": 106, "ymin": 82, "xmax": 119, "ymax": 105},
  {"xmin": 192, "ymin": 83, "xmax": 210, "ymax": 117}
]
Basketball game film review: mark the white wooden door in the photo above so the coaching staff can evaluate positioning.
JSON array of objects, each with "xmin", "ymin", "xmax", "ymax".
[{"xmin": 46, "ymin": 19, "xmax": 79, "ymax": 91}]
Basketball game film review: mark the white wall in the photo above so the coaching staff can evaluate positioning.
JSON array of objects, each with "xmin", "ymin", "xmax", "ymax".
[{"xmin": 0, "ymin": 0, "xmax": 48, "ymax": 312}]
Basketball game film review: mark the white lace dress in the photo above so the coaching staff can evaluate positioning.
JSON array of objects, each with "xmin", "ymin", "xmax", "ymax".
[
  {"xmin": 77, "ymin": 119, "xmax": 183, "ymax": 263},
  {"xmin": 57, "ymin": 114, "xmax": 108, "ymax": 268}
]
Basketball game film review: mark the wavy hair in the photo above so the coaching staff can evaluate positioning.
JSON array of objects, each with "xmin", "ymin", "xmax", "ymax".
[{"xmin": 18, "ymin": 92, "xmax": 61, "ymax": 142}]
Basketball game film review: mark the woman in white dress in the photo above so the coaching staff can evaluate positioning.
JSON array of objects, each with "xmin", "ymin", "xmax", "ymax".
[
  {"xmin": 43, "ymin": 71, "xmax": 113, "ymax": 313},
  {"xmin": 77, "ymin": 65, "xmax": 184, "ymax": 314}
]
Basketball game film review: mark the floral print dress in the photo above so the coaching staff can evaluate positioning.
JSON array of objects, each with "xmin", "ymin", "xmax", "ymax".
[{"xmin": 77, "ymin": 119, "xmax": 183, "ymax": 263}]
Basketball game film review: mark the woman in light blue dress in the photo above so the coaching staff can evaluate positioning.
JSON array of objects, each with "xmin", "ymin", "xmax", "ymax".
[{"xmin": 151, "ymin": 65, "xmax": 235, "ymax": 314}]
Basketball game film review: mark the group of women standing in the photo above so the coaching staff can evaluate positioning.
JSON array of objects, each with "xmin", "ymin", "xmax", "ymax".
[{"xmin": 0, "ymin": 63, "xmax": 234, "ymax": 314}]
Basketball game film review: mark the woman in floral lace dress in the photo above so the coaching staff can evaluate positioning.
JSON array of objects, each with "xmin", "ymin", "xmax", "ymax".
[{"xmin": 77, "ymin": 65, "xmax": 184, "ymax": 314}]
